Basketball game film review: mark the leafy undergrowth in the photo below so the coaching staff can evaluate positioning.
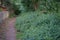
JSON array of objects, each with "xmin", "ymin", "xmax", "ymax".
[{"xmin": 15, "ymin": 11, "xmax": 60, "ymax": 40}]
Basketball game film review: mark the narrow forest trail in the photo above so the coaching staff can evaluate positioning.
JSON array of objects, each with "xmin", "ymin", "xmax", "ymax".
[
  {"xmin": 5, "ymin": 17, "xmax": 16, "ymax": 40},
  {"xmin": 0, "ymin": 17, "xmax": 16, "ymax": 40},
  {"xmin": 0, "ymin": 3, "xmax": 17, "ymax": 40}
]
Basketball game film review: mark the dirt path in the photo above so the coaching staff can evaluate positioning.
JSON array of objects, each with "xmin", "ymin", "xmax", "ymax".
[
  {"xmin": 0, "ymin": 7, "xmax": 17, "ymax": 40},
  {"xmin": 5, "ymin": 18, "xmax": 16, "ymax": 40},
  {"xmin": 0, "ymin": 17, "xmax": 16, "ymax": 40}
]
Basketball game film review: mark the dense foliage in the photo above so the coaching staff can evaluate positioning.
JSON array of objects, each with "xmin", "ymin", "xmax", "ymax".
[
  {"xmin": 13, "ymin": 0, "xmax": 60, "ymax": 40},
  {"xmin": 10, "ymin": 0, "xmax": 59, "ymax": 12},
  {"xmin": 2, "ymin": 0, "xmax": 59, "ymax": 40},
  {"xmin": 1, "ymin": 0, "xmax": 60, "ymax": 13},
  {"xmin": 16, "ymin": 11, "xmax": 60, "ymax": 40}
]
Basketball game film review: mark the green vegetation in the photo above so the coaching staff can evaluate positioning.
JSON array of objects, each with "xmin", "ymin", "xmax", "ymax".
[
  {"xmin": 1, "ymin": 0, "xmax": 60, "ymax": 40},
  {"xmin": 14, "ymin": 0, "xmax": 60, "ymax": 40},
  {"xmin": 15, "ymin": 11, "xmax": 60, "ymax": 40}
]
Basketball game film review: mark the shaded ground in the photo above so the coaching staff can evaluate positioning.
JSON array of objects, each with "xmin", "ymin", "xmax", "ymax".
[{"xmin": 0, "ymin": 17, "xmax": 16, "ymax": 40}]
